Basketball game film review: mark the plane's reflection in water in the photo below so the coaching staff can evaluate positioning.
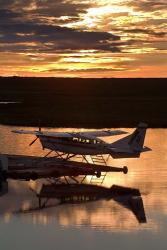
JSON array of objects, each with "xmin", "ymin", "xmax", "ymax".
[{"xmin": 0, "ymin": 180, "xmax": 148, "ymax": 232}]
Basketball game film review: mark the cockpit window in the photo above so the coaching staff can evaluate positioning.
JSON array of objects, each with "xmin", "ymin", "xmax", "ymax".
[
  {"xmin": 73, "ymin": 137, "xmax": 78, "ymax": 142},
  {"xmin": 71, "ymin": 137, "xmax": 101, "ymax": 144}
]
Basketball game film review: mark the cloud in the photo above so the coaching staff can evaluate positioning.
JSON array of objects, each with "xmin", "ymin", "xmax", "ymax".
[
  {"xmin": 121, "ymin": 28, "xmax": 166, "ymax": 37},
  {"xmin": 0, "ymin": 9, "xmax": 120, "ymax": 53},
  {"xmin": 0, "ymin": 1, "xmax": 120, "ymax": 53},
  {"xmin": 127, "ymin": 0, "xmax": 167, "ymax": 12},
  {"xmin": 41, "ymin": 67, "xmax": 126, "ymax": 73},
  {"xmin": 0, "ymin": 0, "xmax": 166, "ymax": 77},
  {"xmin": 0, "ymin": 0, "xmax": 90, "ymax": 18},
  {"xmin": 0, "ymin": 8, "xmax": 22, "ymax": 28}
]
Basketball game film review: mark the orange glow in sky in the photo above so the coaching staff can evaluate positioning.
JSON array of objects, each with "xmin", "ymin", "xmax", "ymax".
[{"xmin": 0, "ymin": 0, "xmax": 166, "ymax": 77}]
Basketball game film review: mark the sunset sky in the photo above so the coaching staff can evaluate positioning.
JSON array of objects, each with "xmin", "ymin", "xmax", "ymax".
[{"xmin": 0, "ymin": 0, "xmax": 166, "ymax": 77}]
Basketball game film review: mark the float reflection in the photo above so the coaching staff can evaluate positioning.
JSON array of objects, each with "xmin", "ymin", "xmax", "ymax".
[{"xmin": 0, "ymin": 126, "xmax": 167, "ymax": 233}]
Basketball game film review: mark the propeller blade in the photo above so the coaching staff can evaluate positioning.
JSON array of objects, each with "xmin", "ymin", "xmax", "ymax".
[{"xmin": 29, "ymin": 137, "xmax": 38, "ymax": 146}]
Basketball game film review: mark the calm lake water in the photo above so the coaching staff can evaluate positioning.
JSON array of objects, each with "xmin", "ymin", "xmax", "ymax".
[{"xmin": 0, "ymin": 125, "xmax": 167, "ymax": 250}]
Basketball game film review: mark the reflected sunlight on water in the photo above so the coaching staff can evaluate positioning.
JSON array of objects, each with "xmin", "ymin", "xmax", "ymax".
[{"xmin": 0, "ymin": 125, "xmax": 167, "ymax": 235}]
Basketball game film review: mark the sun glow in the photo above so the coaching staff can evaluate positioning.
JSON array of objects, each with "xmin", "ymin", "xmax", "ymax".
[
  {"xmin": 0, "ymin": 0, "xmax": 166, "ymax": 77},
  {"xmin": 66, "ymin": 4, "xmax": 132, "ymax": 30}
]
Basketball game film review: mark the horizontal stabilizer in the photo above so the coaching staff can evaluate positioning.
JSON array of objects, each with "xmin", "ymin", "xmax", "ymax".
[{"xmin": 141, "ymin": 146, "xmax": 152, "ymax": 152}]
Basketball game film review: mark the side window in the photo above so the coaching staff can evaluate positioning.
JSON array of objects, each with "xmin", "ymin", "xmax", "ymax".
[{"xmin": 73, "ymin": 137, "xmax": 78, "ymax": 142}]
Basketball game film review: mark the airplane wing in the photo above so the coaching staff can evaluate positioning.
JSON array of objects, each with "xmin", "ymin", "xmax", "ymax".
[
  {"xmin": 111, "ymin": 185, "xmax": 146, "ymax": 223},
  {"xmin": 77, "ymin": 130, "xmax": 127, "ymax": 138},
  {"xmin": 114, "ymin": 196, "xmax": 147, "ymax": 223},
  {"xmin": 12, "ymin": 129, "xmax": 127, "ymax": 138},
  {"xmin": 12, "ymin": 130, "xmax": 40, "ymax": 135},
  {"xmin": 12, "ymin": 130, "xmax": 73, "ymax": 138}
]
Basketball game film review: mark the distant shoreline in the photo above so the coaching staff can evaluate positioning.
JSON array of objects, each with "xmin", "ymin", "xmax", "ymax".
[{"xmin": 0, "ymin": 77, "xmax": 167, "ymax": 128}]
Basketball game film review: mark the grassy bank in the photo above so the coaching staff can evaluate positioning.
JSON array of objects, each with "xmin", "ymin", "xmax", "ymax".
[{"xmin": 0, "ymin": 77, "xmax": 167, "ymax": 128}]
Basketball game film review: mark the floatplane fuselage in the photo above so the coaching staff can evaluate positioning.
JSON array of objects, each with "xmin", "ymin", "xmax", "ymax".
[{"xmin": 14, "ymin": 122, "xmax": 150, "ymax": 159}]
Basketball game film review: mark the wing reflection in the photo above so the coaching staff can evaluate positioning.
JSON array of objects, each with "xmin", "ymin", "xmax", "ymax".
[
  {"xmin": 10, "ymin": 183, "xmax": 147, "ymax": 226},
  {"xmin": 42, "ymin": 184, "xmax": 146, "ymax": 224},
  {"xmin": 113, "ymin": 196, "xmax": 146, "ymax": 223}
]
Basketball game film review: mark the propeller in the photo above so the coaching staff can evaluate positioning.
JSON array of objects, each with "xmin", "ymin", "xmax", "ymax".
[
  {"xmin": 29, "ymin": 137, "xmax": 38, "ymax": 146},
  {"xmin": 29, "ymin": 121, "xmax": 42, "ymax": 146}
]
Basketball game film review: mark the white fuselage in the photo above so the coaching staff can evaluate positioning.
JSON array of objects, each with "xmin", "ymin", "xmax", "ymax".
[
  {"xmin": 39, "ymin": 135, "xmax": 141, "ymax": 158},
  {"xmin": 39, "ymin": 135, "xmax": 110, "ymax": 155}
]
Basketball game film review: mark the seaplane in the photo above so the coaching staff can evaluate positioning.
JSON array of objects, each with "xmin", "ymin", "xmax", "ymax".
[{"xmin": 12, "ymin": 122, "xmax": 150, "ymax": 160}]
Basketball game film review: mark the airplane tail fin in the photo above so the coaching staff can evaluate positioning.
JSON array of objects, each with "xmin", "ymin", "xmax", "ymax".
[
  {"xmin": 110, "ymin": 123, "xmax": 149, "ymax": 153},
  {"xmin": 128, "ymin": 122, "xmax": 147, "ymax": 152}
]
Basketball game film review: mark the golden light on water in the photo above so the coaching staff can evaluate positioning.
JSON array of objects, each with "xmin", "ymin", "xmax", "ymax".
[{"xmin": 1, "ymin": 125, "xmax": 167, "ymax": 232}]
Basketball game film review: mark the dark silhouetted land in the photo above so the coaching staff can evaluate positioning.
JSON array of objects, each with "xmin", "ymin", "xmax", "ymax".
[{"xmin": 0, "ymin": 77, "xmax": 166, "ymax": 128}]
